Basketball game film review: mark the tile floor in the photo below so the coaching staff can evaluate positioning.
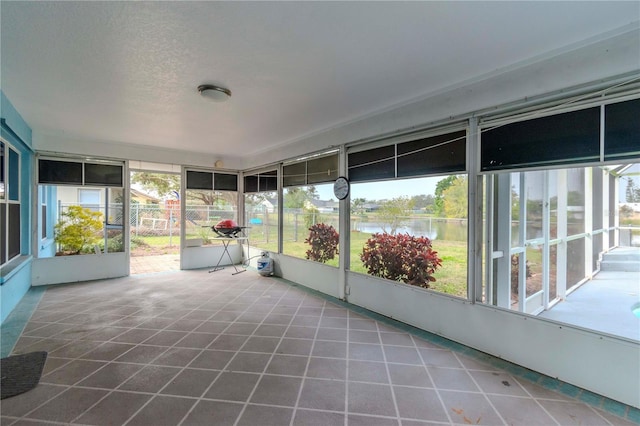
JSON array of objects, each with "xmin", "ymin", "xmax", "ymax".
[
  {"xmin": 129, "ymin": 254, "xmax": 180, "ymax": 275},
  {"xmin": 0, "ymin": 270, "xmax": 637, "ymax": 426}
]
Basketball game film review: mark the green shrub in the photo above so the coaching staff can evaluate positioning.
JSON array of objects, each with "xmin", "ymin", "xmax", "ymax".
[
  {"xmin": 361, "ymin": 233, "xmax": 442, "ymax": 288},
  {"xmin": 55, "ymin": 205, "xmax": 103, "ymax": 254},
  {"xmin": 305, "ymin": 223, "xmax": 339, "ymax": 263},
  {"xmin": 303, "ymin": 206, "xmax": 322, "ymax": 229}
]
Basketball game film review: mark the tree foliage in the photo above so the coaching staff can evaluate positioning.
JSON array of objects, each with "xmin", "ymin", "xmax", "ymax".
[
  {"xmin": 131, "ymin": 172, "xmax": 179, "ymax": 198},
  {"xmin": 284, "ymin": 186, "xmax": 318, "ymax": 209},
  {"xmin": 55, "ymin": 205, "xmax": 104, "ymax": 254},
  {"xmin": 361, "ymin": 233, "xmax": 442, "ymax": 288},
  {"xmin": 411, "ymin": 194, "xmax": 435, "ymax": 212},
  {"xmin": 433, "ymin": 175, "xmax": 459, "ymax": 216},
  {"xmin": 442, "ymin": 176, "xmax": 468, "ymax": 218},
  {"xmin": 351, "ymin": 197, "xmax": 367, "ymax": 215},
  {"xmin": 305, "ymin": 223, "xmax": 339, "ymax": 263},
  {"xmin": 377, "ymin": 196, "xmax": 414, "ymax": 235},
  {"xmin": 625, "ymin": 178, "xmax": 640, "ymax": 203}
]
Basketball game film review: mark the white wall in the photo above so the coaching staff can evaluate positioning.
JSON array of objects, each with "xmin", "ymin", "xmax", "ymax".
[
  {"xmin": 346, "ymin": 272, "xmax": 640, "ymax": 407},
  {"xmin": 181, "ymin": 244, "xmax": 242, "ymax": 270},
  {"xmin": 32, "ymin": 253, "xmax": 129, "ymax": 285}
]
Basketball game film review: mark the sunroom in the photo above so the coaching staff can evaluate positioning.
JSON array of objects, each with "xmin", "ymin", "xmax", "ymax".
[{"xmin": 1, "ymin": 2, "xmax": 639, "ymax": 424}]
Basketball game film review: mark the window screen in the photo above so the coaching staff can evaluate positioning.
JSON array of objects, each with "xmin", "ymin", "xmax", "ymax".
[
  {"xmin": 0, "ymin": 143, "xmax": 4, "ymax": 201},
  {"xmin": 283, "ymin": 162, "xmax": 306, "ymax": 187},
  {"xmin": 0, "ymin": 206, "xmax": 5, "ymax": 264},
  {"xmin": 348, "ymin": 145, "xmax": 395, "ymax": 182},
  {"xmin": 604, "ymin": 98, "xmax": 640, "ymax": 161},
  {"xmin": 186, "ymin": 171, "xmax": 213, "ymax": 190},
  {"xmin": 214, "ymin": 173, "xmax": 238, "ymax": 191},
  {"xmin": 244, "ymin": 175, "xmax": 259, "ymax": 193},
  {"xmin": 284, "ymin": 153, "xmax": 338, "ymax": 187},
  {"xmin": 38, "ymin": 159, "xmax": 83, "ymax": 185},
  {"xmin": 307, "ymin": 154, "xmax": 338, "ymax": 184},
  {"xmin": 8, "ymin": 204, "xmax": 20, "ymax": 259},
  {"xmin": 8, "ymin": 148, "xmax": 19, "ymax": 201},
  {"xmin": 85, "ymin": 163, "xmax": 123, "ymax": 187},
  {"xmin": 481, "ymin": 107, "xmax": 601, "ymax": 171},
  {"xmin": 41, "ymin": 205, "xmax": 47, "ymax": 240},
  {"xmin": 259, "ymin": 171, "xmax": 278, "ymax": 191},
  {"xmin": 397, "ymin": 130, "xmax": 466, "ymax": 177}
]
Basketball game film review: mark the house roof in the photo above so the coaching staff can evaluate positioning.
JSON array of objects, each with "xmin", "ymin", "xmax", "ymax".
[{"xmin": 130, "ymin": 188, "xmax": 160, "ymax": 203}]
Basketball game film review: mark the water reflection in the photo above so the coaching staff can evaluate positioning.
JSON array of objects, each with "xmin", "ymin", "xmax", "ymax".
[{"xmin": 352, "ymin": 218, "xmax": 467, "ymax": 241}]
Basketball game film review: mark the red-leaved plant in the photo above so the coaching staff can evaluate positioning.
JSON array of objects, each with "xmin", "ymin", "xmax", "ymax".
[
  {"xmin": 360, "ymin": 233, "xmax": 442, "ymax": 288},
  {"xmin": 305, "ymin": 223, "xmax": 339, "ymax": 263}
]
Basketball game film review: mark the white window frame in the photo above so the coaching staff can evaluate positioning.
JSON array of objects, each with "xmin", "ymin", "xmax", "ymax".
[{"xmin": 1, "ymin": 138, "xmax": 21, "ymax": 266}]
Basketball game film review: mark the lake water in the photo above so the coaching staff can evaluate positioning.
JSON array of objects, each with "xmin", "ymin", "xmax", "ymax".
[{"xmin": 353, "ymin": 218, "xmax": 468, "ymax": 242}]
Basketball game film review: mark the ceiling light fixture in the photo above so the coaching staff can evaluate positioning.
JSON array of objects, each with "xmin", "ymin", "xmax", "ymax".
[{"xmin": 198, "ymin": 84, "xmax": 232, "ymax": 102}]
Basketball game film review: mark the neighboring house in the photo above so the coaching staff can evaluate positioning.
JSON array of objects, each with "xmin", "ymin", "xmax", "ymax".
[
  {"xmin": 56, "ymin": 186, "xmax": 158, "ymax": 208},
  {"xmin": 621, "ymin": 202, "xmax": 640, "ymax": 212},
  {"xmin": 305, "ymin": 199, "xmax": 339, "ymax": 213},
  {"xmin": 131, "ymin": 188, "xmax": 160, "ymax": 204},
  {"xmin": 56, "ymin": 186, "xmax": 106, "ymax": 210},
  {"xmin": 261, "ymin": 197, "xmax": 278, "ymax": 213}
]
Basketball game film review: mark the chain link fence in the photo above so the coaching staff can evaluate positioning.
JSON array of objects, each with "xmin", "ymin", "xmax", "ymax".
[{"xmin": 59, "ymin": 203, "xmax": 237, "ymax": 249}]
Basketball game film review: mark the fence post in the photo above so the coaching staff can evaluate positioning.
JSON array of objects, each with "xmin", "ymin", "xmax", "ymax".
[
  {"xmin": 135, "ymin": 203, "xmax": 139, "ymax": 237},
  {"xmin": 169, "ymin": 208, "xmax": 173, "ymax": 247},
  {"xmin": 265, "ymin": 208, "xmax": 269, "ymax": 243},
  {"xmin": 294, "ymin": 212, "xmax": 298, "ymax": 242}
]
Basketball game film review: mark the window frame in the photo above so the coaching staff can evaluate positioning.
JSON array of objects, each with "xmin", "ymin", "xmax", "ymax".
[{"xmin": 1, "ymin": 139, "xmax": 21, "ymax": 266}]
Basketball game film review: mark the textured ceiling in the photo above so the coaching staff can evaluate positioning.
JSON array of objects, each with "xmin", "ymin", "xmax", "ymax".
[{"xmin": 2, "ymin": 1, "xmax": 639, "ymax": 158}]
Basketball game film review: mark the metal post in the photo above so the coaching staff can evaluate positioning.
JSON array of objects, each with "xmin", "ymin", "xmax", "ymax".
[{"xmin": 169, "ymin": 208, "xmax": 173, "ymax": 247}]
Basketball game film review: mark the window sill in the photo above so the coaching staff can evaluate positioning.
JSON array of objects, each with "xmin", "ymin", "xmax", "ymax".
[{"xmin": 0, "ymin": 255, "xmax": 32, "ymax": 285}]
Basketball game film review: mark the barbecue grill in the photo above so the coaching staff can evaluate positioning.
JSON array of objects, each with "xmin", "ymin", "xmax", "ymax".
[{"xmin": 211, "ymin": 219, "xmax": 244, "ymax": 238}]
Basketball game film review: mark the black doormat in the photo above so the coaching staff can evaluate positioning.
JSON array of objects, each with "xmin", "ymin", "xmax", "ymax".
[{"xmin": 0, "ymin": 351, "xmax": 48, "ymax": 399}]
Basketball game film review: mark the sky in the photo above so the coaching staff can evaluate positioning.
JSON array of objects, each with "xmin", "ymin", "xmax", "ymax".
[{"xmin": 315, "ymin": 176, "xmax": 441, "ymax": 202}]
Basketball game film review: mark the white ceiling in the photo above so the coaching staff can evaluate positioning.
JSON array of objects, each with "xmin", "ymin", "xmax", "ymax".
[{"xmin": 2, "ymin": 1, "xmax": 639, "ymax": 160}]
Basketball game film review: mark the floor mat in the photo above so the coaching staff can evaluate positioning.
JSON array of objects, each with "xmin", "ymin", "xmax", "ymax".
[{"xmin": 0, "ymin": 351, "xmax": 48, "ymax": 399}]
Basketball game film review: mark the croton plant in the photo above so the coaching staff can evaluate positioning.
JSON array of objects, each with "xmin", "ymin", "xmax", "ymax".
[{"xmin": 361, "ymin": 232, "xmax": 442, "ymax": 288}]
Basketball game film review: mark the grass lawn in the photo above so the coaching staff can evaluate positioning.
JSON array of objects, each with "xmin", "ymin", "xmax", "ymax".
[
  {"xmin": 280, "ymin": 231, "xmax": 468, "ymax": 298},
  {"xmin": 136, "ymin": 229, "xmax": 469, "ymax": 298}
]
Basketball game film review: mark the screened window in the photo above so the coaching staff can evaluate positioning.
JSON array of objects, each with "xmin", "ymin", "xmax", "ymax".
[
  {"xmin": 185, "ymin": 169, "xmax": 238, "ymax": 246},
  {"xmin": 38, "ymin": 160, "xmax": 83, "ymax": 185},
  {"xmin": 214, "ymin": 173, "xmax": 238, "ymax": 191},
  {"xmin": 1, "ymin": 141, "xmax": 21, "ymax": 265},
  {"xmin": 282, "ymin": 162, "xmax": 306, "ymax": 187},
  {"xmin": 283, "ymin": 153, "xmax": 338, "ymax": 187},
  {"xmin": 85, "ymin": 163, "xmax": 123, "ymax": 186},
  {"xmin": 186, "ymin": 171, "xmax": 238, "ymax": 191},
  {"xmin": 347, "ymin": 129, "xmax": 468, "ymax": 297},
  {"xmin": 38, "ymin": 158, "xmax": 123, "ymax": 186},
  {"xmin": 38, "ymin": 156, "xmax": 125, "ymax": 257},
  {"xmin": 397, "ymin": 130, "xmax": 466, "ymax": 177},
  {"xmin": 244, "ymin": 170, "xmax": 278, "ymax": 252},
  {"xmin": 186, "ymin": 171, "xmax": 213, "ymax": 190},
  {"xmin": 244, "ymin": 170, "xmax": 277, "ymax": 193},
  {"xmin": 282, "ymin": 184, "xmax": 339, "ymax": 264},
  {"xmin": 41, "ymin": 187, "xmax": 47, "ymax": 240},
  {"xmin": 349, "ymin": 175, "xmax": 468, "ymax": 298},
  {"xmin": 604, "ymin": 98, "xmax": 640, "ymax": 161},
  {"xmin": 480, "ymin": 108, "xmax": 601, "ymax": 171},
  {"xmin": 348, "ymin": 145, "xmax": 395, "ymax": 182},
  {"xmin": 348, "ymin": 130, "xmax": 466, "ymax": 182}
]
